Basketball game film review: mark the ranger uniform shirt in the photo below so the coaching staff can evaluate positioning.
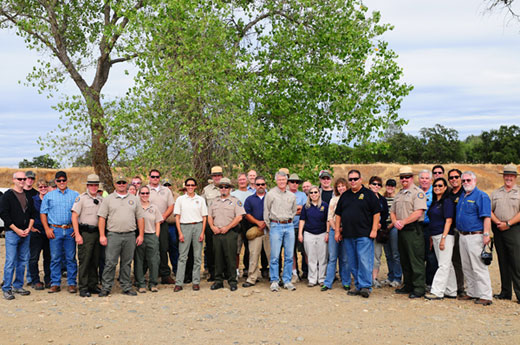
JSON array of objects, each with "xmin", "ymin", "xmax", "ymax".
[
  {"xmin": 202, "ymin": 183, "xmax": 220, "ymax": 207},
  {"xmin": 142, "ymin": 203, "xmax": 163, "ymax": 234},
  {"xmin": 390, "ymin": 184, "xmax": 427, "ymax": 222},
  {"xmin": 97, "ymin": 192, "xmax": 144, "ymax": 233},
  {"xmin": 491, "ymin": 185, "xmax": 520, "ymax": 221},
  {"xmin": 209, "ymin": 196, "xmax": 245, "ymax": 228},
  {"xmin": 263, "ymin": 186, "xmax": 297, "ymax": 225},
  {"xmin": 71, "ymin": 192, "xmax": 103, "ymax": 227},
  {"xmin": 148, "ymin": 185, "xmax": 174, "ymax": 215}
]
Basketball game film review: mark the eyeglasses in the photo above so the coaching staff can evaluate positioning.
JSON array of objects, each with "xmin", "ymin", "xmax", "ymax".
[
  {"xmin": 309, "ymin": 191, "xmax": 319, "ymax": 194},
  {"xmin": 289, "ymin": 181, "xmax": 300, "ymax": 184},
  {"xmin": 38, "ymin": 185, "xmax": 48, "ymax": 189},
  {"xmin": 461, "ymin": 179, "xmax": 472, "ymax": 183},
  {"xmin": 433, "ymin": 184, "xmax": 445, "ymax": 188},
  {"xmin": 219, "ymin": 186, "xmax": 231, "ymax": 189},
  {"xmin": 370, "ymin": 183, "xmax": 382, "ymax": 187},
  {"xmin": 116, "ymin": 181, "xmax": 127, "ymax": 185},
  {"xmin": 150, "ymin": 175, "xmax": 160, "ymax": 179},
  {"xmin": 400, "ymin": 175, "xmax": 413, "ymax": 180},
  {"xmin": 56, "ymin": 179, "xmax": 67, "ymax": 183},
  {"xmin": 256, "ymin": 183, "xmax": 266, "ymax": 186},
  {"xmin": 185, "ymin": 184, "xmax": 196, "ymax": 187},
  {"xmin": 433, "ymin": 171, "xmax": 443, "ymax": 175},
  {"xmin": 348, "ymin": 177, "xmax": 360, "ymax": 182},
  {"xmin": 140, "ymin": 192, "xmax": 150, "ymax": 195},
  {"xmin": 16, "ymin": 177, "xmax": 27, "ymax": 181},
  {"xmin": 448, "ymin": 175, "xmax": 460, "ymax": 180}
]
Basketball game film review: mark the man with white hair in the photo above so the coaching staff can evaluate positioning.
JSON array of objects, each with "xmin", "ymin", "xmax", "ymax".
[{"xmin": 456, "ymin": 171, "xmax": 493, "ymax": 306}]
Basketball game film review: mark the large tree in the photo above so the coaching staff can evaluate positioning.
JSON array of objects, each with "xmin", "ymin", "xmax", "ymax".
[{"xmin": 0, "ymin": 1, "xmax": 144, "ymax": 191}]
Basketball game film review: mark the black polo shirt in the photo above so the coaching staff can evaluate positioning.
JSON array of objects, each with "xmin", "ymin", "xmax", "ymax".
[{"xmin": 335, "ymin": 185, "xmax": 381, "ymax": 238}]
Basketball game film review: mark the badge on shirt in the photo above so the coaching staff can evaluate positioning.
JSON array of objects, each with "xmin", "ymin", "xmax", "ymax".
[
  {"xmin": 237, "ymin": 200, "xmax": 243, "ymax": 207},
  {"xmin": 454, "ymin": 197, "xmax": 459, "ymax": 203},
  {"xmin": 417, "ymin": 192, "xmax": 425, "ymax": 199},
  {"xmin": 359, "ymin": 194, "xmax": 364, "ymax": 200},
  {"xmin": 128, "ymin": 200, "xmax": 135, "ymax": 205},
  {"xmin": 148, "ymin": 209, "xmax": 154, "ymax": 213},
  {"xmin": 320, "ymin": 206, "xmax": 325, "ymax": 211},
  {"xmin": 468, "ymin": 200, "xmax": 475, "ymax": 203}
]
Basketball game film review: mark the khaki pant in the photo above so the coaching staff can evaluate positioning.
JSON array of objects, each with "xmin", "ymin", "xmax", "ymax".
[
  {"xmin": 247, "ymin": 233, "xmax": 270, "ymax": 284},
  {"xmin": 303, "ymin": 232, "xmax": 328, "ymax": 285},
  {"xmin": 459, "ymin": 233, "xmax": 493, "ymax": 300}
]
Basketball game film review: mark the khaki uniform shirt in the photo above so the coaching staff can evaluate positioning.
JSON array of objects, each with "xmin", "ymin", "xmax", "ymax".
[
  {"xmin": 491, "ymin": 185, "xmax": 520, "ymax": 221},
  {"xmin": 390, "ymin": 185, "xmax": 427, "ymax": 222},
  {"xmin": 174, "ymin": 194, "xmax": 208, "ymax": 223},
  {"xmin": 202, "ymin": 184, "xmax": 220, "ymax": 207},
  {"xmin": 142, "ymin": 203, "xmax": 163, "ymax": 234},
  {"xmin": 98, "ymin": 193, "xmax": 144, "ymax": 233},
  {"xmin": 264, "ymin": 186, "xmax": 297, "ymax": 225},
  {"xmin": 209, "ymin": 196, "xmax": 245, "ymax": 228},
  {"xmin": 71, "ymin": 192, "xmax": 103, "ymax": 227},
  {"xmin": 148, "ymin": 185, "xmax": 174, "ymax": 215}
]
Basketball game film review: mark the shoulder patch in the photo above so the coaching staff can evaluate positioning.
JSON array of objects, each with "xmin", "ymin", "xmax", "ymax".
[
  {"xmin": 417, "ymin": 192, "xmax": 425, "ymax": 199},
  {"xmin": 75, "ymin": 196, "xmax": 80, "ymax": 202},
  {"xmin": 237, "ymin": 200, "xmax": 243, "ymax": 207}
]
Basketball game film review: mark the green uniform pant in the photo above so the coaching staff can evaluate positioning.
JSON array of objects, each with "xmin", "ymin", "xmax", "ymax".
[
  {"xmin": 102, "ymin": 232, "xmax": 136, "ymax": 292},
  {"xmin": 134, "ymin": 233, "xmax": 160, "ymax": 288},
  {"xmin": 398, "ymin": 222, "xmax": 425, "ymax": 295},
  {"xmin": 493, "ymin": 224, "xmax": 520, "ymax": 300},
  {"xmin": 159, "ymin": 222, "xmax": 171, "ymax": 278},
  {"xmin": 77, "ymin": 231, "xmax": 100, "ymax": 292},
  {"xmin": 214, "ymin": 229, "xmax": 238, "ymax": 285}
]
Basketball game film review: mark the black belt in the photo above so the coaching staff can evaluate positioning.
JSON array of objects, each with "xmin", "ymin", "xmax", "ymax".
[
  {"xmin": 79, "ymin": 224, "xmax": 98, "ymax": 233},
  {"xmin": 459, "ymin": 230, "xmax": 483, "ymax": 236},
  {"xmin": 181, "ymin": 221, "xmax": 202, "ymax": 225},
  {"xmin": 270, "ymin": 219, "xmax": 293, "ymax": 224}
]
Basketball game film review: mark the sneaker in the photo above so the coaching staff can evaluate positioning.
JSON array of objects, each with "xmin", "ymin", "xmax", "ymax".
[
  {"xmin": 307, "ymin": 282, "xmax": 317, "ymax": 287},
  {"xmin": 13, "ymin": 288, "xmax": 31, "ymax": 296},
  {"xmin": 380, "ymin": 279, "xmax": 391, "ymax": 286},
  {"xmin": 390, "ymin": 281, "xmax": 401, "ymax": 288},
  {"xmin": 343, "ymin": 285, "xmax": 350, "ymax": 291},
  {"xmin": 424, "ymin": 292, "xmax": 443, "ymax": 300},
  {"xmin": 270, "ymin": 282, "xmax": 279, "ymax": 292},
  {"xmin": 284, "ymin": 282, "xmax": 296, "ymax": 291},
  {"xmin": 360, "ymin": 288, "xmax": 370, "ymax": 298},
  {"xmin": 373, "ymin": 279, "xmax": 382, "ymax": 288},
  {"xmin": 3, "ymin": 290, "xmax": 15, "ymax": 300},
  {"xmin": 291, "ymin": 274, "xmax": 300, "ymax": 284},
  {"xmin": 321, "ymin": 285, "xmax": 330, "ymax": 291}
]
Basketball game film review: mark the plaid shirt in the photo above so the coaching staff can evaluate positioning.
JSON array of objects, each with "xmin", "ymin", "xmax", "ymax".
[{"xmin": 40, "ymin": 188, "xmax": 79, "ymax": 225}]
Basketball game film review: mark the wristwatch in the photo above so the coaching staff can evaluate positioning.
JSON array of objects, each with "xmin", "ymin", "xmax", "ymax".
[
  {"xmin": 506, "ymin": 221, "xmax": 511, "ymax": 227},
  {"xmin": 441, "ymin": 235, "xmax": 447, "ymax": 239},
  {"xmin": 483, "ymin": 233, "xmax": 490, "ymax": 237}
]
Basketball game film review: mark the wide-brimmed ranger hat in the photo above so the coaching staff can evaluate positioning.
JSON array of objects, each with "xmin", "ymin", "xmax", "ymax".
[
  {"xmin": 217, "ymin": 177, "xmax": 233, "ymax": 188},
  {"xmin": 396, "ymin": 166, "xmax": 414, "ymax": 177},
  {"xmin": 499, "ymin": 164, "xmax": 518, "ymax": 176},
  {"xmin": 85, "ymin": 174, "xmax": 100, "ymax": 184}
]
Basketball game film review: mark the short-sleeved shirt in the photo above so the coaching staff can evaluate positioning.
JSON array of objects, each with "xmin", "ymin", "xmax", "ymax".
[
  {"xmin": 148, "ymin": 185, "xmax": 174, "ymax": 215},
  {"xmin": 321, "ymin": 189, "xmax": 333, "ymax": 205},
  {"xmin": 40, "ymin": 188, "xmax": 80, "ymax": 225},
  {"xmin": 209, "ymin": 196, "xmax": 245, "ymax": 228},
  {"xmin": 427, "ymin": 197, "xmax": 456, "ymax": 236},
  {"xmin": 97, "ymin": 192, "xmax": 144, "ymax": 233},
  {"xmin": 491, "ymin": 185, "xmax": 520, "ymax": 221},
  {"xmin": 300, "ymin": 202, "xmax": 328, "ymax": 235},
  {"xmin": 71, "ymin": 192, "xmax": 103, "ymax": 226},
  {"xmin": 335, "ymin": 185, "xmax": 381, "ymax": 238},
  {"xmin": 202, "ymin": 184, "xmax": 220, "ymax": 207},
  {"xmin": 390, "ymin": 185, "xmax": 427, "ymax": 222},
  {"xmin": 264, "ymin": 187, "xmax": 297, "ymax": 225},
  {"xmin": 456, "ymin": 187, "xmax": 491, "ymax": 232},
  {"xmin": 244, "ymin": 194, "xmax": 265, "ymax": 222},
  {"xmin": 292, "ymin": 190, "xmax": 307, "ymax": 228},
  {"xmin": 142, "ymin": 203, "xmax": 163, "ymax": 234},
  {"xmin": 423, "ymin": 186, "xmax": 433, "ymax": 224},
  {"xmin": 231, "ymin": 189, "xmax": 254, "ymax": 204},
  {"xmin": 173, "ymin": 194, "xmax": 208, "ymax": 223}
]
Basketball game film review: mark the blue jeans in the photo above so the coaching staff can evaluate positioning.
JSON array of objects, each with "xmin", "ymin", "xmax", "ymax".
[
  {"xmin": 49, "ymin": 227, "xmax": 77, "ymax": 286},
  {"xmin": 168, "ymin": 224, "xmax": 179, "ymax": 274},
  {"xmin": 384, "ymin": 227, "xmax": 402, "ymax": 282},
  {"xmin": 324, "ymin": 228, "xmax": 350, "ymax": 288},
  {"xmin": 269, "ymin": 222, "xmax": 294, "ymax": 284},
  {"xmin": 344, "ymin": 237, "xmax": 374, "ymax": 290},
  {"xmin": 2, "ymin": 231, "xmax": 30, "ymax": 292}
]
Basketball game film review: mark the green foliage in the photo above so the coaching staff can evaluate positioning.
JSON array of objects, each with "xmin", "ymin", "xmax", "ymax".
[
  {"xmin": 19, "ymin": 155, "xmax": 59, "ymax": 169},
  {"xmin": 419, "ymin": 124, "xmax": 463, "ymax": 163},
  {"xmin": 472, "ymin": 125, "xmax": 520, "ymax": 164}
]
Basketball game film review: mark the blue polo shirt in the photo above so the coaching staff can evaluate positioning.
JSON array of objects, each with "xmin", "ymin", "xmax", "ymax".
[
  {"xmin": 456, "ymin": 187, "xmax": 491, "ymax": 232},
  {"xmin": 427, "ymin": 197, "xmax": 455, "ymax": 236},
  {"xmin": 244, "ymin": 194, "xmax": 265, "ymax": 221},
  {"xmin": 40, "ymin": 188, "xmax": 79, "ymax": 225},
  {"xmin": 423, "ymin": 185, "xmax": 433, "ymax": 224},
  {"xmin": 292, "ymin": 190, "xmax": 307, "ymax": 228},
  {"xmin": 300, "ymin": 201, "xmax": 328, "ymax": 235}
]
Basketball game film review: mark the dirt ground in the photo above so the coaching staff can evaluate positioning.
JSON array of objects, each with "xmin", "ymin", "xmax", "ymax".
[{"xmin": 0, "ymin": 238, "xmax": 519, "ymax": 345}]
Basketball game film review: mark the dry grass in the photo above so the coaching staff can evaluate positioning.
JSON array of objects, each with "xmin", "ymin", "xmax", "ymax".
[{"xmin": 0, "ymin": 164, "xmax": 507, "ymax": 195}]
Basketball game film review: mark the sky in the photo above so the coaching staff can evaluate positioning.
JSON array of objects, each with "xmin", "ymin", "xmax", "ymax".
[{"xmin": 1, "ymin": 0, "xmax": 520, "ymax": 167}]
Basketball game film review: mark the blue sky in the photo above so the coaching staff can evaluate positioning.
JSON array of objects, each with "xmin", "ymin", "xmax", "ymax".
[{"xmin": 1, "ymin": 0, "xmax": 520, "ymax": 167}]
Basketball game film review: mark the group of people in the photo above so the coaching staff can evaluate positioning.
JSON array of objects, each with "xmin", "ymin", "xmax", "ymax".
[{"xmin": 1, "ymin": 164, "xmax": 519, "ymax": 307}]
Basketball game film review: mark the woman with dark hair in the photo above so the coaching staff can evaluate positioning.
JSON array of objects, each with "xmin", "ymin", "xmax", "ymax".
[
  {"xmin": 424, "ymin": 177, "xmax": 457, "ymax": 300},
  {"xmin": 321, "ymin": 178, "xmax": 350, "ymax": 291},
  {"xmin": 368, "ymin": 176, "xmax": 389, "ymax": 288},
  {"xmin": 382, "ymin": 179, "xmax": 402, "ymax": 287}
]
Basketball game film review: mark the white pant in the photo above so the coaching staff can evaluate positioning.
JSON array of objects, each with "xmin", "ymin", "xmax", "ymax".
[
  {"xmin": 430, "ymin": 234, "xmax": 457, "ymax": 297},
  {"xmin": 303, "ymin": 232, "xmax": 328, "ymax": 284},
  {"xmin": 459, "ymin": 233, "xmax": 493, "ymax": 300}
]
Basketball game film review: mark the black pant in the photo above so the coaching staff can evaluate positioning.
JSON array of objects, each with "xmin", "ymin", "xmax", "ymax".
[
  {"xmin": 159, "ymin": 222, "xmax": 171, "ymax": 278},
  {"xmin": 423, "ymin": 224, "xmax": 438, "ymax": 286},
  {"xmin": 204, "ymin": 225, "xmax": 215, "ymax": 278},
  {"xmin": 77, "ymin": 231, "xmax": 100, "ymax": 291},
  {"xmin": 29, "ymin": 230, "xmax": 51, "ymax": 285},
  {"xmin": 494, "ymin": 224, "xmax": 520, "ymax": 300}
]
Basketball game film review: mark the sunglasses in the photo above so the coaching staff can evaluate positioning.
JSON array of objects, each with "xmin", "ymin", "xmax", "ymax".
[
  {"xmin": 433, "ymin": 184, "xmax": 445, "ymax": 188},
  {"xmin": 116, "ymin": 181, "xmax": 127, "ymax": 185},
  {"xmin": 461, "ymin": 179, "xmax": 472, "ymax": 183},
  {"xmin": 320, "ymin": 177, "xmax": 331, "ymax": 180},
  {"xmin": 400, "ymin": 175, "xmax": 413, "ymax": 180},
  {"xmin": 185, "ymin": 184, "xmax": 196, "ymax": 187},
  {"xmin": 448, "ymin": 175, "xmax": 460, "ymax": 180},
  {"xmin": 289, "ymin": 181, "xmax": 300, "ymax": 184},
  {"xmin": 16, "ymin": 177, "xmax": 27, "ymax": 181},
  {"xmin": 433, "ymin": 171, "xmax": 443, "ymax": 175},
  {"xmin": 56, "ymin": 179, "xmax": 67, "ymax": 183},
  {"xmin": 140, "ymin": 192, "xmax": 150, "ymax": 195},
  {"xmin": 371, "ymin": 183, "xmax": 382, "ymax": 187},
  {"xmin": 38, "ymin": 185, "xmax": 48, "ymax": 189},
  {"xmin": 309, "ymin": 191, "xmax": 319, "ymax": 194},
  {"xmin": 256, "ymin": 183, "xmax": 266, "ymax": 186},
  {"xmin": 150, "ymin": 175, "xmax": 160, "ymax": 178},
  {"xmin": 348, "ymin": 177, "xmax": 360, "ymax": 182},
  {"xmin": 219, "ymin": 186, "xmax": 231, "ymax": 189}
]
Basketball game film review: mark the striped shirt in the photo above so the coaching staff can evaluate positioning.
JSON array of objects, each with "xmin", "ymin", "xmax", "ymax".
[{"xmin": 40, "ymin": 188, "xmax": 79, "ymax": 225}]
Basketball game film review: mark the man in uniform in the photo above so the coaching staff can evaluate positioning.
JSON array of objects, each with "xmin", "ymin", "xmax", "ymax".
[
  {"xmin": 40, "ymin": 171, "xmax": 79, "ymax": 293},
  {"xmin": 491, "ymin": 164, "xmax": 520, "ymax": 302},
  {"xmin": 456, "ymin": 171, "xmax": 492, "ymax": 305},
  {"xmin": 264, "ymin": 171, "xmax": 297, "ymax": 291},
  {"xmin": 202, "ymin": 166, "xmax": 224, "ymax": 281},
  {"xmin": 147, "ymin": 169, "xmax": 175, "ymax": 284},
  {"xmin": 447, "ymin": 168, "xmax": 467, "ymax": 297},
  {"xmin": 390, "ymin": 166, "xmax": 427, "ymax": 298},
  {"xmin": 208, "ymin": 178, "xmax": 245, "ymax": 291},
  {"xmin": 71, "ymin": 174, "xmax": 103, "ymax": 297},
  {"xmin": 98, "ymin": 175, "xmax": 144, "ymax": 296}
]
